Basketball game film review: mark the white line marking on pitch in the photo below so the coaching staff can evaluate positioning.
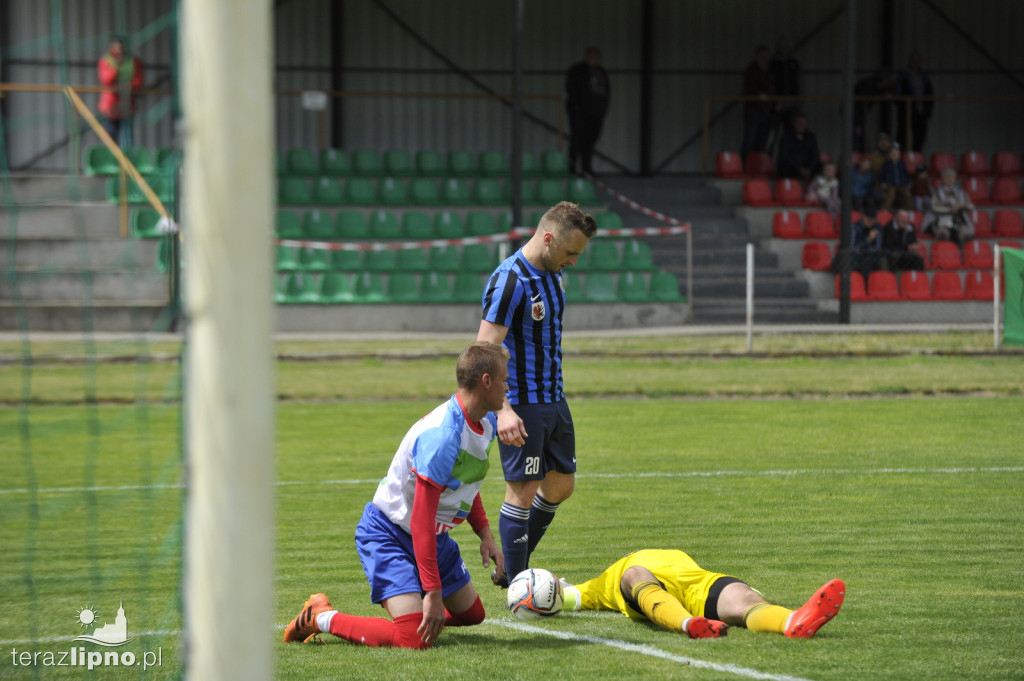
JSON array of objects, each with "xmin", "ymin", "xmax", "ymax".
[
  {"xmin": 489, "ymin": 620, "xmax": 818, "ymax": 681},
  {"xmin": 1, "ymin": 466, "xmax": 1021, "ymax": 496}
]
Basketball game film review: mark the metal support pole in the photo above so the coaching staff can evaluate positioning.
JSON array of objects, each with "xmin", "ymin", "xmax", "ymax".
[
  {"xmin": 994, "ymin": 247, "xmax": 1002, "ymax": 350},
  {"xmin": 746, "ymin": 243, "xmax": 754, "ymax": 352},
  {"xmin": 510, "ymin": 0, "xmax": 524, "ymax": 229},
  {"xmin": 838, "ymin": 0, "xmax": 856, "ymax": 323}
]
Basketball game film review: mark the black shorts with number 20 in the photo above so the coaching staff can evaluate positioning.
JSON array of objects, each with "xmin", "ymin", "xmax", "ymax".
[{"xmin": 498, "ymin": 400, "xmax": 576, "ymax": 482}]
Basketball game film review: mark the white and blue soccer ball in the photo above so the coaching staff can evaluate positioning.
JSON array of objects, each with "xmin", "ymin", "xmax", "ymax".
[{"xmin": 506, "ymin": 568, "xmax": 563, "ymax": 620}]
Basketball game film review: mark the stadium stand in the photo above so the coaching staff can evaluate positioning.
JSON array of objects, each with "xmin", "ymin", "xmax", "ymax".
[
  {"xmin": 867, "ymin": 270, "xmax": 900, "ymax": 301},
  {"xmin": 931, "ymin": 271, "xmax": 965, "ymax": 300},
  {"xmin": 714, "ymin": 151, "xmax": 744, "ymax": 178},
  {"xmin": 900, "ymin": 271, "xmax": 931, "ymax": 300},
  {"xmin": 744, "ymin": 152, "xmax": 774, "ymax": 177},
  {"xmin": 772, "ymin": 210, "xmax": 804, "ymax": 238}
]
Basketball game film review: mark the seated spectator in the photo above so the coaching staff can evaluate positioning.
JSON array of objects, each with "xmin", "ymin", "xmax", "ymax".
[
  {"xmin": 833, "ymin": 205, "xmax": 885, "ymax": 281},
  {"xmin": 878, "ymin": 144, "xmax": 913, "ymax": 211},
  {"xmin": 868, "ymin": 132, "xmax": 893, "ymax": 178},
  {"xmin": 911, "ymin": 163, "xmax": 931, "ymax": 213},
  {"xmin": 925, "ymin": 168, "xmax": 974, "ymax": 243},
  {"xmin": 805, "ymin": 161, "xmax": 840, "ymax": 217},
  {"xmin": 776, "ymin": 112, "xmax": 821, "ymax": 180},
  {"xmin": 884, "ymin": 209, "xmax": 925, "ymax": 271},
  {"xmin": 850, "ymin": 157, "xmax": 878, "ymax": 210}
]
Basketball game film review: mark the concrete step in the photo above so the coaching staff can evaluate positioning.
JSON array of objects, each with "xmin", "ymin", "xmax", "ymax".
[
  {"xmin": 0, "ymin": 238, "xmax": 161, "ymax": 268},
  {"xmin": 691, "ymin": 275, "xmax": 810, "ymax": 299},
  {"xmin": 0, "ymin": 203, "xmax": 126, "ymax": 238},
  {"xmin": 0, "ymin": 301, "xmax": 173, "ymax": 333},
  {"xmin": 692, "ymin": 297, "xmax": 836, "ymax": 324},
  {"xmin": 1, "ymin": 269, "xmax": 169, "ymax": 301},
  {"xmin": 0, "ymin": 173, "xmax": 108, "ymax": 203}
]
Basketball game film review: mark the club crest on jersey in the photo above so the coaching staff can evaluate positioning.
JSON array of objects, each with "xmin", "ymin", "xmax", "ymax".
[{"xmin": 531, "ymin": 300, "xmax": 546, "ymax": 321}]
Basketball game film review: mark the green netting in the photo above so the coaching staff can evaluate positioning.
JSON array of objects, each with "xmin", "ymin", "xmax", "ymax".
[{"xmin": 1, "ymin": 4, "xmax": 183, "ymax": 679}]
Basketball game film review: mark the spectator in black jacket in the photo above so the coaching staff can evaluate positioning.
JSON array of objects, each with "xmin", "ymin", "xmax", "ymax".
[
  {"xmin": 884, "ymin": 209, "xmax": 925, "ymax": 271},
  {"xmin": 565, "ymin": 46, "xmax": 610, "ymax": 176},
  {"xmin": 777, "ymin": 113, "xmax": 820, "ymax": 181}
]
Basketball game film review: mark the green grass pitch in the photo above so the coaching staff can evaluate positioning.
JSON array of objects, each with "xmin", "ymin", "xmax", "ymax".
[{"xmin": 1, "ymin": 340, "xmax": 1022, "ymax": 680}]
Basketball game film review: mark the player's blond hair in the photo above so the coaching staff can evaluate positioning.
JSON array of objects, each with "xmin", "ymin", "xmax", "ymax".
[
  {"xmin": 541, "ymin": 201, "xmax": 598, "ymax": 244},
  {"xmin": 456, "ymin": 341, "xmax": 509, "ymax": 390}
]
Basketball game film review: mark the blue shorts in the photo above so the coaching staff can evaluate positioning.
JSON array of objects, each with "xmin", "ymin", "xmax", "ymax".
[
  {"xmin": 499, "ymin": 400, "xmax": 576, "ymax": 482},
  {"xmin": 355, "ymin": 503, "xmax": 472, "ymax": 604}
]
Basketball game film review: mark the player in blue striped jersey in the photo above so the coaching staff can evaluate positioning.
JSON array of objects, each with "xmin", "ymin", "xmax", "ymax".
[{"xmin": 477, "ymin": 201, "xmax": 598, "ymax": 586}]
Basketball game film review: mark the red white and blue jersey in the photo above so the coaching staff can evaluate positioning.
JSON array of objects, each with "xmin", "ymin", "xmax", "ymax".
[
  {"xmin": 373, "ymin": 394, "xmax": 497, "ymax": 535},
  {"xmin": 482, "ymin": 249, "xmax": 565, "ymax": 405}
]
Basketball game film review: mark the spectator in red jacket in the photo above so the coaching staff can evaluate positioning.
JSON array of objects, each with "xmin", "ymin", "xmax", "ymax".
[{"xmin": 97, "ymin": 36, "xmax": 143, "ymax": 149}]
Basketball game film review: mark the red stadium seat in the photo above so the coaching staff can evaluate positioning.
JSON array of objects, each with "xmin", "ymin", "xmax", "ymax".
[
  {"xmin": 744, "ymin": 152, "xmax": 775, "ymax": 178},
  {"xmin": 742, "ymin": 179, "xmax": 778, "ymax": 207},
  {"xmin": 902, "ymin": 151, "xmax": 925, "ymax": 171},
  {"xmin": 992, "ymin": 152, "xmax": 1022, "ymax": 178},
  {"xmin": 994, "ymin": 210, "xmax": 1024, "ymax": 237},
  {"xmin": 906, "ymin": 210, "xmax": 925, "ymax": 231},
  {"xmin": 900, "ymin": 271, "xmax": 931, "ymax": 300},
  {"xmin": 929, "ymin": 152, "xmax": 957, "ymax": 177},
  {"xmin": 835, "ymin": 271, "xmax": 869, "ymax": 301},
  {"xmin": 992, "ymin": 178, "xmax": 1023, "ymax": 205},
  {"xmin": 962, "ymin": 241, "xmax": 994, "ymax": 269},
  {"xmin": 964, "ymin": 270, "xmax": 995, "ymax": 301},
  {"xmin": 931, "ymin": 271, "xmax": 965, "ymax": 300},
  {"xmin": 801, "ymin": 242, "xmax": 832, "ymax": 270},
  {"xmin": 876, "ymin": 209, "xmax": 893, "ymax": 226},
  {"xmin": 930, "ymin": 241, "xmax": 962, "ymax": 269},
  {"xmin": 997, "ymin": 240, "xmax": 1023, "ymax": 252},
  {"xmin": 772, "ymin": 210, "xmax": 804, "ymax": 238},
  {"xmin": 805, "ymin": 211, "xmax": 837, "ymax": 238},
  {"xmin": 960, "ymin": 151, "xmax": 990, "ymax": 178},
  {"xmin": 968, "ymin": 210, "xmax": 993, "ymax": 238},
  {"xmin": 715, "ymin": 151, "xmax": 745, "ymax": 179},
  {"xmin": 776, "ymin": 178, "xmax": 812, "ymax": 206},
  {"xmin": 963, "ymin": 177, "xmax": 992, "ymax": 206},
  {"xmin": 868, "ymin": 270, "xmax": 900, "ymax": 301}
]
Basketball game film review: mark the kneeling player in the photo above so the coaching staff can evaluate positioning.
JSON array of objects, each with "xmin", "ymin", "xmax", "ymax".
[
  {"xmin": 283, "ymin": 342, "xmax": 510, "ymax": 649},
  {"xmin": 560, "ymin": 549, "xmax": 844, "ymax": 639}
]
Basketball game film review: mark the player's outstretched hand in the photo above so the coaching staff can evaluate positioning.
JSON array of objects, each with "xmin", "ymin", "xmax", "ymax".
[{"xmin": 497, "ymin": 408, "xmax": 527, "ymax": 447}]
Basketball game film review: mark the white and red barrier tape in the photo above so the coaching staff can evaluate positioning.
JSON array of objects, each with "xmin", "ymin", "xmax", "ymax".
[{"xmin": 585, "ymin": 173, "xmax": 690, "ymax": 229}]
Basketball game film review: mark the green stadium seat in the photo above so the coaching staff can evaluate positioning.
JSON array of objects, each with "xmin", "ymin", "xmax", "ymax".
[
  {"xmin": 440, "ymin": 178, "xmax": 472, "ymax": 205},
  {"xmin": 344, "ymin": 177, "xmax": 375, "ymax": 204},
  {"xmin": 274, "ymin": 274, "xmax": 287, "ymax": 303},
  {"xmin": 302, "ymin": 209, "xmax": 335, "ymax": 239},
  {"xmin": 504, "ymin": 179, "xmax": 536, "ymax": 204},
  {"xmin": 433, "ymin": 211, "xmax": 464, "ymax": 238},
  {"xmin": 396, "ymin": 247, "xmax": 429, "ymax": 271},
  {"xmin": 594, "ymin": 211, "xmax": 623, "ymax": 231},
  {"xmin": 447, "ymin": 150, "xmax": 476, "ymax": 177},
  {"xmin": 131, "ymin": 208, "xmax": 162, "ymax": 238},
  {"xmin": 521, "ymin": 151, "xmax": 541, "ymax": 177},
  {"xmin": 336, "ymin": 211, "xmax": 369, "ymax": 239},
  {"xmin": 156, "ymin": 148, "xmax": 180, "ymax": 174},
  {"xmin": 352, "ymin": 149, "xmax": 383, "ymax": 175},
  {"xmin": 649, "ymin": 270, "xmax": 683, "ymax": 301},
  {"xmin": 279, "ymin": 177, "xmax": 311, "ymax": 205},
  {"xmin": 84, "ymin": 145, "xmax": 119, "ymax": 175},
  {"xmin": 410, "ymin": 177, "xmax": 440, "ymax": 205},
  {"xmin": 536, "ymin": 179, "xmax": 566, "ymax": 204},
  {"xmin": 402, "ymin": 211, "xmax": 434, "ymax": 239},
  {"xmin": 312, "ymin": 177, "xmax": 345, "ymax": 204},
  {"xmin": 568, "ymin": 177, "xmax": 599, "ymax": 205},
  {"xmin": 377, "ymin": 177, "xmax": 409, "ymax": 205},
  {"xmin": 473, "ymin": 178, "xmax": 503, "ymax": 205},
  {"xmin": 561, "ymin": 270, "xmax": 584, "ymax": 302},
  {"xmin": 386, "ymin": 272, "xmax": 420, "ymax": 302},
  {"xmin": 320, "ymin": 148, "xmax": 349, "ymax": 176},
  {"xmin": 276, "ymin": 245, "xmax": 300, "ymax": 271},
  {"xmin": 541, "ymin": 150, "xmax": 570, "ymax": 176},
  {"xmin": 429, "ymin": 245, "xmax": 461, "ymax": 271},
  {"xmin": 616, "ymin": 271, "xmax": 648, "ymax": 302},
  {"xmin": 415, "ymin": 150, "xmax": 446, "ymax": 176},
  {"xmin": 583, "ymin": 273, "xmax": 616, "ymax": 302},
  {"xmin": 353, "ymin": 272, "xmax": 386, "ymax": 302},
  {"xmin": 283, "ymin": 273, "xmax": 321, "ymax": 303},
  {"xmin": 364, "ymin": 249, "xmax": 397, "ymax": 271},
  {"xmin": 285, "ymin": 148, "xmax": 318, "ymax": 176},
  {"xmin": 479, "ymin": 150, "xmax": 509, "ymax": 176},
  {"xmin": 329, "ymin": 248, "xmax": 363, "ymax": 271},
  {"xmin": 276, "ymin": 210, "xmax": 302, "ymax": 238},
  {"xmin": 319, "ymin": 272, "xmax": 354, "ymax": 303},
  {"xmin": 368, "ymin": 210, "xmax": 400, "ymax": 239},
  {"xmin": 497, "ymin": 211, "xmax": 514, "ymax": 233},
  {"xmin": 460, "ymin": 243, "xmax": 495, "ymax": 272},
  {"xmin": 529, "ymin": 210, "xmax": 548, "ymax": 227},
  {"xmin": 588, "ymin": 241, "xmax": 621, "ymax": 270},
  {"xmin": 298, "ymin": 246, "xmax": 330, "ymax": 271},
  {"xmin": 108, "ymin": 174, "xmax": 175, "ymax": 205},
  {"xmin": 466, "ymin": 212, "xmax": 498, "ymax": 236},
  {"xmin": 156, "ymin": 236, "xmax": 174, "ymax": 273},
  {"xmin": 621, "ymin": 241, "xmax": 655, "ymax": 270},
  {"xmin": 384, "ymin": 150, "xmax": 414, "ymax": 176},
  {"xmin": 125, "ymin": 147, "xmax": 156, "ymax": 174},
  {"xmin": 572, "ymin": 245, "xmax": 592, "ymax": 270},
  {"xmin": 452, "ymin": 272, "xmax": 485, "ymax": 303},
  {"xmin": 420, "ymin": 271, "xmax": 453, "ymax": 302}
]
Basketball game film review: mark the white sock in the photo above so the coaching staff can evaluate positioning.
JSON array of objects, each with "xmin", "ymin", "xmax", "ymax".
[
  {"xmin": 562, "ymin": 585, "xmax": 582, "ymax": 611},
  {"xmin": 316, "ymin": 610, "xmax": 338, "ymax": 633}
]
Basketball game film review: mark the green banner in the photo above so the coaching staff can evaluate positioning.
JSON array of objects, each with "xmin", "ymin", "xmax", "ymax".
[{"xmin": 1004, "ymin": 247, "xmax": 1024, "ymax": 347}]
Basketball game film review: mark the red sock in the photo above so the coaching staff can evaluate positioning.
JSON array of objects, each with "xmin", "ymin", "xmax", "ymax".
[
  {"xmin": 328, "ymin": 611, "xmax": 428, "ymax": 649},
  {"xmin": 444, "ymin": 596, "xmax": 485, "ymax": 627}
]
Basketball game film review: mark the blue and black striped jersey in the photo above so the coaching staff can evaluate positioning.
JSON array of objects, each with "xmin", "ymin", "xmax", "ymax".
[{"xmin": 481, "ymin": 249, "xmax": 565, "ymax": 405}]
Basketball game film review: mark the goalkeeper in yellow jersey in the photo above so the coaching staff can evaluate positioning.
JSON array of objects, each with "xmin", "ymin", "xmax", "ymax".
[{"xmin": 560, "ymin": 549, "xmax": 844, "ymax": 639}]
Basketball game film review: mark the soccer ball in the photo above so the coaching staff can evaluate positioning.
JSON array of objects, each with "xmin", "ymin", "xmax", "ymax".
[{"xmin": 506, "ymin": 568, "xmax": 563, "ymax": 620}]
